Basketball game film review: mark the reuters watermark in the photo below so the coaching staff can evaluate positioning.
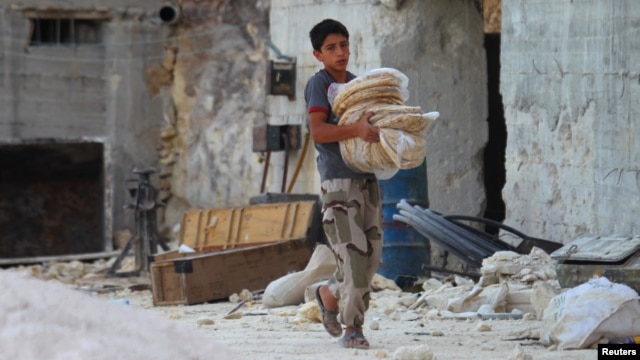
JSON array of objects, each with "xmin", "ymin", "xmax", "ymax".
[{"xmin": 598, "ymin": 344, "xmax": 639, "ymax": 359}]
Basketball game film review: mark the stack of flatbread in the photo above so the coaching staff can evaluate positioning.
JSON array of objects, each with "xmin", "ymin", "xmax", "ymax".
[{"xmin": 330, "ymin": 68, "xmax": 438, "ymax": 179}]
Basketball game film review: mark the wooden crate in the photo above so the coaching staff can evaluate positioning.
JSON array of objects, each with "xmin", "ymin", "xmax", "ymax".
[
  {"xmin": 179, "ymin": 201, "xmax": 316, "ymax": 251},
  {"xmin": 150, "ymin": 237, "xmax": 313, "ymax": 306}
]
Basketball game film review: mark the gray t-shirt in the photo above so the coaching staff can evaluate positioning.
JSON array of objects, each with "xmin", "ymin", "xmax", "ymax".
[{"xmin": 304, "ymin": 69, "xmax": 375, "ymax": 182}]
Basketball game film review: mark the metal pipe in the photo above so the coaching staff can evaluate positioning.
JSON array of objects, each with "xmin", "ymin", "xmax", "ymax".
[
  {"xmin": 159, "ymin": 2, "xmax": 182, "ymax": 25},
  {"xmin": 394, "ymin": 210, "xmax": 481, "ymax": 268},
  {"xmin": 260, "ymin": 151, "xmax": 271, "ymax": 193},
  {"xmin": 286, "ymin": 132, "xmax": 310, "ymax": 193},
  {"xmin": 395, "ymin": 200, "xmax": 488, "ymax": 268},
  {"xmin": 405, "ymin": 201, "xmax": 505, "ymax": 254},
  {"xmin": 281, "ymin": 133, "xmax": 290, "ymax": 193}
]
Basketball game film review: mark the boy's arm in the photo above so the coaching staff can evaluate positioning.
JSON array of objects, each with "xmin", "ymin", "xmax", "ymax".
[{"xmin": 309, "ymin": 111, "xmax": 379, "ymax": 144}]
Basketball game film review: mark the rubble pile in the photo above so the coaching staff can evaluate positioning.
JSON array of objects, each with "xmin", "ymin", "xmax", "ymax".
[
  {"xmin": 479, "ymin": 247, "xmax": 558, "ymax": 286},
  {"xmin": 7, "ymin": 258, "xmax": 123, "ymax": 284},
  {"xmin": 0, "ymin": 270, "xmax": 238, "ymax": 360},
  {"xmin": 397, "ymin": 247, "xmax": 562, "ymax": 318}
]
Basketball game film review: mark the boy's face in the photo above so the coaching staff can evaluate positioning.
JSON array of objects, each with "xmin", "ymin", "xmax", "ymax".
[{"xmin": 313, "ymin": 33, "xmax": 350, "ymax": 72}]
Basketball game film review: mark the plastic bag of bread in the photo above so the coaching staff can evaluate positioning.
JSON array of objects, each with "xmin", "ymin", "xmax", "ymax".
[
  {"xmin": 328, "ymin": 68, "xmax": 438, "ymax": 179},
  {"xmin": 328, "ymin": 67, "xmax": 410, "ymax": 115}
]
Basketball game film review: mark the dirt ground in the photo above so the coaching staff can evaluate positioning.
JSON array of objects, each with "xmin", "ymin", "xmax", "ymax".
[{"xmin": 0, "ymin": 257, "xmax": 599, "ymax": 360}]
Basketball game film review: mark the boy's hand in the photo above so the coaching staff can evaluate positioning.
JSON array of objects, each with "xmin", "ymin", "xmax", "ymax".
[{"xmin": 356, "ymin": 112, "xmax": 379, "ymax": 142}]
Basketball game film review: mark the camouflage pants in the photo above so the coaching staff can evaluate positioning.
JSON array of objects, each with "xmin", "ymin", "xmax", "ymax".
[{"xmin": 321, "ymin": 178, "xmax": 383, "ymax": 328}]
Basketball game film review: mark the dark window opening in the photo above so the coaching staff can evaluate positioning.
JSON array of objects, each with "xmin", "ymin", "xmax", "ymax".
[
  {"xmin": 29, "ymin": 18, "xmax": 103, "ymax": 46},
  {"xmin": 0, "ymin": 142, "xmax": 104, "ymax": 258},
  {"xmin": 482, "ymin": 33, "xmax": 506, "ymax": 235}
]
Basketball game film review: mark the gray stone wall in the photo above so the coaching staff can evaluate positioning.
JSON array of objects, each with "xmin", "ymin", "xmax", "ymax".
[
  {"xmin": 159, "ymin": 0, "xmax": 269, "ymax": 230},
  {"xmin": 0, "ymin": 0, "xmax": 271, "ymax": 251},
  {"xmin": 0, "ymin": 9, "xmax": 106, "ymax": 139},
  {"xmin": 501, "ymin": 0, "xmax": 640, "ymax": 243},
  {"xmin": 104, "ymin": 17, "xmax": 168, "ymax": 244},
  {"xmin": 0, "ymin": 1, "xmax": 170, "ymax": 250}
]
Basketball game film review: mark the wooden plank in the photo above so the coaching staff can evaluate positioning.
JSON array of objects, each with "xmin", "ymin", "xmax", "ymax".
[
  {"xmin": 195, "ymin": 210, "xmax": 208, "ymax": 250},
  {"xmin": 222, "ymin": 208, "xmax": 236, "ymax": 249},
  {"xmin": 0, "ymin": 250, "xmax": 120, "ymax": 266},
  {"xmin": 150, "ymin": 264, "xmax": 166, "ymax": 303},
  {"xmin": 150, "ymin": 261, "xmax": 188, "ymax": 306},
  {"xmin": 285, "ymin": 202, "xmax": 299, "ymax": 238},
  {"xmin": 179, "ymin": 201, "xmax": 315, "ymax": 249},
  {"xmin": 279, "ymin": 202, "xmax": 290, "ymax": 238},
  {"xmin": 181, "ymin": 210, "xmax": 202, "ymax": 249},
  {"xmin": 203, "ymin": 210, "xmax": 215, "ymax": 249},
  {"xmin": 150, "ymin": 243, "xmax": 267, "ymax": 263},
  {"xmin": 235, "ymin": 202, "xmax": 312, "ymax": 245},
  {"xmin": 231, "ymin": 207, "xmax": 244, "ymax": 248}
]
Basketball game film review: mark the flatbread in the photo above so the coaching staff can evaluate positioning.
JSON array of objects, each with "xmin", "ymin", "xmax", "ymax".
[
  {"xmin": 332, "ymin": 72, "xmax": 403, "ymax": 113},
  {"xmin": 334, "ymin": 68, "xmax": 435, "ymax": 174},
  {"xmin": 334, "ymin": 86, "xmax": 404, "ymax": 117},
  {"xmin": 375, "ymin": 113, "xmax": 431, "ymax": 133}
]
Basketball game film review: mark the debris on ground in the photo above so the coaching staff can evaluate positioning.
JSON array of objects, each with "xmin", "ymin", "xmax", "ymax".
[
  {"xmin": 0, "ymin": 270, "xmax": 238, "ymax": 360},
  {"xmin": 0, "ymin": 244, "xmax": 606, "ymax": 359},
  {"xmin": 407, "ymin": 247, "xmax": 562, "ymax": 317}
]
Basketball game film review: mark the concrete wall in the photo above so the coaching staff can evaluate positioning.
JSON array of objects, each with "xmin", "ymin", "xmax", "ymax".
[
  {"xmin": 160, "ymin": 0, "xmax": 269, "ymax": 228},
  {"xmin": 0, "ymin": 0, "xmax": 271, "ymax": 252},
  {"xmin": 0, "ymin": 11, "xmax": 107, "ymax": 138},
  {"xmin": 501, "ymin": 0, "xmax": 640, "ymax": 243},
  {"xmin": 104, "ymin": 16, "xmax": 169, "ymax": 245},
  {"xmin": 0, "ymin": 1, "xmax": 170, "ymax": 251}
]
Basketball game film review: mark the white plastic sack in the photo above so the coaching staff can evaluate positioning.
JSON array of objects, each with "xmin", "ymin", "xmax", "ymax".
[
  {"xmin": 262, "ymin": 244, "xmax": 336, "ymax": 307},
  {"xmin": 540, "ymin": 277, "xmax": 640, "ymax": 349}
]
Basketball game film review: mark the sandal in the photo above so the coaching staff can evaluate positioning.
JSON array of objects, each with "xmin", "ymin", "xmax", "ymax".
[
  {"xmin": 315, "ymin": 286, "xmax": 343, "ymax": 338},
  {"xmin": 339, "ymin": 329, "xmax": 370, "ymax": 350}
]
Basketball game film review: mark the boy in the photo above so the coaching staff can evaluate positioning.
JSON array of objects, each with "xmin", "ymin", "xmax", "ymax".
[{"xmin": 304, "ymin": 18, "xmax": 383, "ymax": 350}]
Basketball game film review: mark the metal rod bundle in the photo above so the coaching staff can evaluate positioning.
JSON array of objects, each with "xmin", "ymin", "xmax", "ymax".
[{"xmin": 393, "ymin": 199, "xmax": 513, "ymax": 269}]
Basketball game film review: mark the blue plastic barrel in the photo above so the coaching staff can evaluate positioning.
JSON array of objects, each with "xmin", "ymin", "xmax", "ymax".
[{"xmin": 376, "ymin": 161, "xmax": 430, "ymax": 281}]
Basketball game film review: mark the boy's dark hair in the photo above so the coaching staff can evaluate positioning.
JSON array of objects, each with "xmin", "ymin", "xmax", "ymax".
[{"xmin": 309, "ymin": 19, "xmax": 349, "ymax": 52}]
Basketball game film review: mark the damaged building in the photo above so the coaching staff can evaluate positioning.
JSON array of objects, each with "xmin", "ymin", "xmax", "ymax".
[
  {"xmin": 0, "ymin": 1, "xmax": 170, "ymax": 257},
  {"xmin": 0, "ymin": 0, "xmax": 270, "ymax": 259},
  {"xmin": 1, "ymin": 0, "xmax": 639, "ymax": 275}
]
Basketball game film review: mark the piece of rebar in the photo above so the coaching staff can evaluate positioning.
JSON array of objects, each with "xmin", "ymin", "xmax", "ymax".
[{"xmin": 226, "ymin": 299, "xmax": 249, "ymax": 315}]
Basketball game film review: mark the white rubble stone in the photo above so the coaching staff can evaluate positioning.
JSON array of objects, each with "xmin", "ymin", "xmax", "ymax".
[
  {"xmin": 392, "ymin": 344, "xmax": 434, "ymax": 360},
  {"xmin": 510, "ymin": 345, "xmax": 533, "ymax": 360},
  {"xmin": 422, "ymin": 278, "xmax": 444, "ymax": 291},
  {"xmin": 476, "ymin": 321, "xmax": 492, "ymax": 332},
  {"xmin": 530, "ymin": 281, "xmax": 563, "ymax": 319}
]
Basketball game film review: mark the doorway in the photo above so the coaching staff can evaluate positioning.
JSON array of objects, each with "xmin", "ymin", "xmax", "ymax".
[
  {"xmin": 482, "ymin": 33, "xmax": 506, "ymax": 234},
  {"xmin": 0, "ymin": 142, "xmax": 104, "ymax": 258}
]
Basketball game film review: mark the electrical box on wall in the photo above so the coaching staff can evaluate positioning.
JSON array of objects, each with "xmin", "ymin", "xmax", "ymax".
[
  {"xmin": 252, "ymin": 125, "xmax": 301, "ymax": 152},
  {"xmin": 267, "ymin": 59, "xmax": 296, "ymax": 100}
]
